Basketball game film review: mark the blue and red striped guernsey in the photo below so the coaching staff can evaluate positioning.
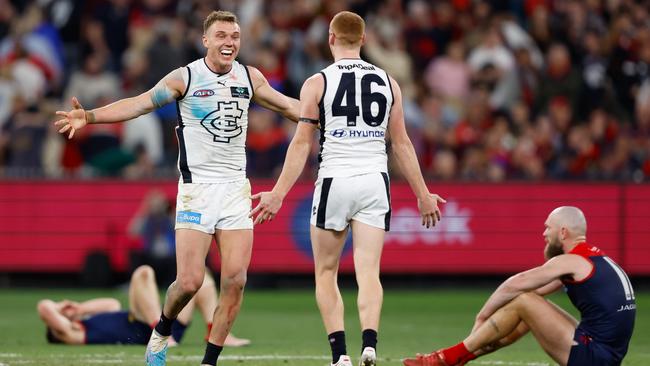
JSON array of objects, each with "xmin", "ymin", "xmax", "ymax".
[{"xmin": 562, "ymin": 242, "xmax": 636, "ymax": 363}]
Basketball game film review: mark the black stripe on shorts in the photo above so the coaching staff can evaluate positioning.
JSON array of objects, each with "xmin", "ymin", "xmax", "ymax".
[
  {"xmin": 381, "ymin": 172, "xmax": 391, "ymax": 231},
  {"xmin": 316, "ymin": 178, "xmax": 333, "ymax": 229}
]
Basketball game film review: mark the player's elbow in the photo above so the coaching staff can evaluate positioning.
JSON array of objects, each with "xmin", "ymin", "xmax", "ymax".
[
  {"xmin": 106, "ymin": 298, "xmax": 121, "ymax": 312},
  {"xmin": 501, "ymin": 276, "xmax": 526, "ymax": 296},
  {"xmin": 37, "ymin": 299, "xmax": 55, "ymax": 319}
]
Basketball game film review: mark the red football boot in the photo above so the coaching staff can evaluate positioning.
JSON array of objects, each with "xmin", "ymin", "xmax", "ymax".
[{"xmin": 403, "ymin": 351, "xmax": 450, "ymax": 366}]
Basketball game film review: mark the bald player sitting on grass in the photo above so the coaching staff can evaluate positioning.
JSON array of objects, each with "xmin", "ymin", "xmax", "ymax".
[
  {"xmin": 37, "ymin": 265, "xmax": 250, "ymax": 347},
  {"xmin": 404, "ymin": 206, "xmax": 636, "ymax": 366}
]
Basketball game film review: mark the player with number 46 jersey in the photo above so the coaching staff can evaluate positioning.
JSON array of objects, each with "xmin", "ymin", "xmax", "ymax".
[{"xmin": 250, "ymin": 11, "xmax": 446, "ymax": 366}]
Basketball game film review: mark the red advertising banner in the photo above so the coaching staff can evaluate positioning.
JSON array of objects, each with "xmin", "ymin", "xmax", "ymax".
[
  {"xmin": 0, "ymin": 181, "xmax": 647, "ymax": 275},
  {"xmin": 251, "ymin": 183, "xmax": 624, "ymax": 274}
]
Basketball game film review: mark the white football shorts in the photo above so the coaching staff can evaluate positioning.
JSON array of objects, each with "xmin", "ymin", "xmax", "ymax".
[
  {"xmin": 175, "ymin": 179, "xmax": 253, "ymax": 234},
  {"xmin": 310, "ymin": 172, "xmax": 391, "ymax": 231}
]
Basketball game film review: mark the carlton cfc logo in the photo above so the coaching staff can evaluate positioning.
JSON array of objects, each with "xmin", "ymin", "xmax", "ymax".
[{"xmin": 200, "ymin": 101, "xmax": 244, "ymax": 143}]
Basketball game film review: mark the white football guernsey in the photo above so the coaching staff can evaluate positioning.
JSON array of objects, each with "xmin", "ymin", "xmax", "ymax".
[
  {"xmin": 175, "ymin": 58, "xmax": 254, "ymax": 183},
  {"xmin": 317, "ymin": 58, "xmax": 393, "ymax": 179}
]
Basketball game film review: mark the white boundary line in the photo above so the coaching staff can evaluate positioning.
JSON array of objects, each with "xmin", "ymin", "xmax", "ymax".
[{"xmin": 0, "ymin": 353, "xmax": 550, "ymax": 366}]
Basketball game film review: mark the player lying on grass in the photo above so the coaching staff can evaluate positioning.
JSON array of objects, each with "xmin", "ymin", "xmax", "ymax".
[
  {"xmin": 404, "ymin": 206, "xmax": 636, "ymax": 366},
  {"xmin": 37, "ymin": 265, "xmax": 249, "ymax": 347}
]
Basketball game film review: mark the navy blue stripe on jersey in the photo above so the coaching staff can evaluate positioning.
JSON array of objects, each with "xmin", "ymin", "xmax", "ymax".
[
  {"xmin": 316, "ymin": 177, "xmax": 333, "ymax": 229},
  {"xmin": 177, "ymin": 66, "xmax": 192, "ymax": 101},
  {"xmin": 381, "ymin": 172, "xmax": 391, "ymax": 231},
  {"xmin": 317, "ymin": 71, "xmax": 327, "ymax": 164},
  {"xmin": 243, "ymin": 65, "xmax": 254, "ymax": 98},
  {"xmin": 175, "ymin": 101, "xmax": 192, "ymax": 183},
  {"xmin": 384, "ymin": 70, "xmax": 394, "ymax": 107}
]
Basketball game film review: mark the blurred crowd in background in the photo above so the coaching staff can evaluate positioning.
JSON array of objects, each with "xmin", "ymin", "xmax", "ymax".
[{"xmin": 1, "ymin": 0, "xmax": 650, "ymax": 182}]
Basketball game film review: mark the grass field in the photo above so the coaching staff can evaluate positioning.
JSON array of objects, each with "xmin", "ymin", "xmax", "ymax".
[{"xmin": 0, "ymin": 287, "xmax": 647, "ymax": 366}]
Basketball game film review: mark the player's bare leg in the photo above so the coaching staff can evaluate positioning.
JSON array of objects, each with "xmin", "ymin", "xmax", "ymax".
[
  {"xmin": 146, "ymin": 229, "xmax": 212, "ymax": 366},
  {"xmin": 311, "ymin": 225, "xmax": 351, "ymax": 366},
  {"xmin": 404, "ymin": 292, "xmax": 577, "ymax": 366},
  {"xmin": 470, "ymin": 299, "xmax": 577, "ymax": 362},
  {"xmin": 196, "ymin": 271, "xmax": 251, "ymax": 347},
  {"xmin": 351, "ymin": 221, "xmax": 384, "ymax": 366},
  {"xmin": 202, "ymin": 229, "xmax": 253, "ymax": 365},
  {"xmin": 129, "ymin": 265, "xmax": 161, "ymax": 325}
]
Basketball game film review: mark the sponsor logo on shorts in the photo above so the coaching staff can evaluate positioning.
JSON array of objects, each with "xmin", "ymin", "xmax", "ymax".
[
  {"xmin": 177, "ymin": 211, "xmax": 202, "ymax": 224},
  {"xmin": 328, "ymin": 129, "xmax": 384, "ymax": 138},
  {"xmin": 193, "ymin": 89, "xmax": 215, "ymax": 97}
]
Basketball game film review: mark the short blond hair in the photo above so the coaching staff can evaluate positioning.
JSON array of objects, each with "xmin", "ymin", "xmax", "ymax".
[
  {"xmin": 203, "ymin": 10, "xmax": 238, "ymax": 34},
  {"xmin": 330, "ymin": 11, "xmax": 365, "ymax": 46}
]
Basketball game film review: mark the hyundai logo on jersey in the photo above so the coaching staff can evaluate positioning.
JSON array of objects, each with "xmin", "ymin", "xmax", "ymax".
[
  {"xmin": 176, "ymin": 211, "xmax": 202, "ymax": 224},
  {"xmin": 329, "ymin": 129, "xmax": 348, "ymax": 138},
  {"xmin": 193, "ymin": 89, "xmax": 215, "ymax": 97}
]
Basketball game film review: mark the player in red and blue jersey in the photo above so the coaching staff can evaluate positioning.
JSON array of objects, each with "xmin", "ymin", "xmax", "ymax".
[
  {"xmin": 404, "ymin": 206, "xmax": 635, "ymax": 366},
  {"xmin": 37, "ymin": 265, "xmax": 249, "ymax": 347}
]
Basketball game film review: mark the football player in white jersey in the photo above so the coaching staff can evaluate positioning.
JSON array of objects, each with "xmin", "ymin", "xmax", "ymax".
[
  {"xmin": 54, "ymin": 10, "xmax": 299, "ymax": 366},
  {"xmin": 251, "ymin": 11, "xmax": 445, "ymax": 366}
]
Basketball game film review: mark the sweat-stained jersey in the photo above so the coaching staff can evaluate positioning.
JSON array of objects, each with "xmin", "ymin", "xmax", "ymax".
[
  {"xmin": 317, "ymin": 58, "xmax": 393, "ymax": 179},
  {"xmin": 175, "ymin": 58, "xmax": 254, "ymax": 183}
]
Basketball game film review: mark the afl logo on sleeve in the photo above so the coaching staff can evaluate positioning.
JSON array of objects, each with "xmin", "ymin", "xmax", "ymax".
[{"xmin": 201, "ymin": 101, "xmax": 244, "ymax": 143}]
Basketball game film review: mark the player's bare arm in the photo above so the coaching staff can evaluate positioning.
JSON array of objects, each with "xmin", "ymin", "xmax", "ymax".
[
  {"xmin": 476, "ymin": 254, "xmax": 589, "ymax": 323},
  {"xmin": 386, "ymin": 76, "xmax": 445, "ymax": 228},
  {"xmin": 247, "ymin": 65, "xmax": 300, "ymax": 122},
  {"xmin": 250, "ymin": 74, "xmax": 322, "ymax": 225},
  {"xmin": 70, "ymin": 298, "xmax": 121, "ymax": 317},
  {"xmin": 54, "ymin": 68, "xmax": 186, "ymax": 139},
  {"xmin": 37, "ymin": 299, "xmax": 75, "ymax": 335}
]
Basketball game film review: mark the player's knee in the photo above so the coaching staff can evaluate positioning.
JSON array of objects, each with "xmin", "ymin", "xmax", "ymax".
[
  {"xmin": 221, "ymin": 271, "xmax": 247, "ymax": 293},
  {"xmin": 133, "ymin": 265, "xmax": 155, "ymax": 280},
  {"xmin": 315, "ymin": 263, "xmax": 338, "ymax": 278},
  {"xmin": 177, "ymin": 274, "xmax": 204, "ymax": 295},
  {"xmin": 511, "ymin": 291, "xmax": 542, "ymax": 308}
]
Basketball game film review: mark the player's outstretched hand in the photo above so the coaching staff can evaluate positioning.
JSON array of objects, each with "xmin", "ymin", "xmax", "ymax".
[
  {"xmin": 418, "ymin": 193, "xmax": 446, "ymax": 228},
  {"xmin": 250, "ymin": 191, "xmax": 283, "ymax": 225},
  {"xmin": 54, "ymin": 97, "xmax": 88, "ymax": 139}
]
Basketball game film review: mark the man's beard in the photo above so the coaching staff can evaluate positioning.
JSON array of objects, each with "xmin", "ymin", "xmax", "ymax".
[{"xmin": 544, "ymin": 242, "xmax": 564, "ymax": 260}]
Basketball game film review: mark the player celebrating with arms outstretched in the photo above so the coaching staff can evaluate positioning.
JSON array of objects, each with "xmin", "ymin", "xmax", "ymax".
[
  {"xmin": 55, "ymin": 10, "xmax": 299, "ymax": 366},
  {"xmin": 251, "ymin": 11, "xmax": 445, "ymax": 366}
]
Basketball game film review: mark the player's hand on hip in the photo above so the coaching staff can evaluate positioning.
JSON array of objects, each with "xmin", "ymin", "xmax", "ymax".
[
  {"xmin": 418, "ymin": 193, "xmax": 446, "ymax": 228},
  {"xmin": 250, "ymin": 191, "xmax": 282, "ymax": 225},
  {"xmin": 54, "ymin": 96, "xmax": 88, "ymax": 139}
]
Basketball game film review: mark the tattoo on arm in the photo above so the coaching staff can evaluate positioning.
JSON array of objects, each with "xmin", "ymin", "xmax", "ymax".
[
  {"xmin": 299, "ymin": 117, "xmax": 319, "ymax": 125},
  {"xmin": 150, "ymin": 81, "xmax": 176, "ymax": 108},
  {"xmin": 488, "ymin": 318, "xmax": 500, "ymax": 334}
]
